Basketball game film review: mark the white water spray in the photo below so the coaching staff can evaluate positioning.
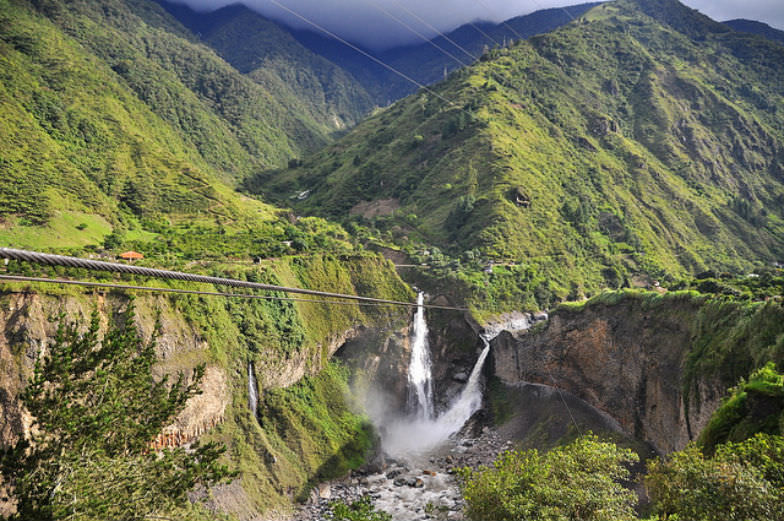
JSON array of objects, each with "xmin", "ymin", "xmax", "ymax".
[
  {"xmin": 248, "ymin": 361, "xmax": 258, "ymax": 419},
  {"xmin": 382, "ymin": 294, "xmax": 492, "ymax": 459},
  {"xmin": 407, "ymin": 292, "xmax": 434, "ymax": 420}
]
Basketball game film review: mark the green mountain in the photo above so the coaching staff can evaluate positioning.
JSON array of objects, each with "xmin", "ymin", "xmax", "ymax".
[
  {"xmin": 289, "ymin": 3, "xmax": 599, "ymax": 104},
  {"xmin": 250, "ymin": 0, "xmax": 784, "ymax": 304},
  {"xmin": 155, "ymin": 1, "xmax": 375, "ymax": 130},
  {"xmin": 0, "ymin": 0, "xmax": 346, "ymax": 251},
  {"xmin": 724, "ymin": 19, "xmax": 784, "ymax": 46}
]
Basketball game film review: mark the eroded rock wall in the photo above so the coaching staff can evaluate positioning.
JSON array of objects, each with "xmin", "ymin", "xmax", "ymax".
[
  {"xmin": 491, "ymin": 295, "xmax": 725, "ymax": 454},
  {"xmin": 0, "ymin": 292, "xmax": 228, "ymax": 447},
  {"xmin": 0, "ymin": 254, "xmax": 414, "ymax": 519}
]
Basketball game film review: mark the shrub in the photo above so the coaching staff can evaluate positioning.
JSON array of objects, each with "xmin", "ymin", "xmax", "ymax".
[
  {"xmin": 0, "ymin": 306, "xmax": 233, "ymax": 520},
  {"xmin": 458, "ymin": 434, "xmax": 639, "ymax": 521},
  {"xmin": 646, "ymin": 434, "xmax": 784, "ymax": 521},
  {"xmin": 328, "ymin": 495, "xmax": 391, "ymax": 521}
]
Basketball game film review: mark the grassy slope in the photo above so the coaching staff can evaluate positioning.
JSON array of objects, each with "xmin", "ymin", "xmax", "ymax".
[
  {"xmin": 0, "ymin": 0, "xmax": 344, "ymax": 250},
  {"xmin": 255, "ymin": 0, "xmax": 784, "ymax": 303},
  {"xmin": 156, "ymin": 1, "xmax": 375, "ymax": 131}
]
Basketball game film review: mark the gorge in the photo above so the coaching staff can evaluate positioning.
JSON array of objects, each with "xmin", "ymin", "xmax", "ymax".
[{"xmin": 1, "ymin": 0, "xmax": 784, "ymax": 519}]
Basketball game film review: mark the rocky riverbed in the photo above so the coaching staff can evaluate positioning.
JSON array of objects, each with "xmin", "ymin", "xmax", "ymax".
[{"xmin": 295, "ymin": 426, "xmax": 511, "ymax": 521}]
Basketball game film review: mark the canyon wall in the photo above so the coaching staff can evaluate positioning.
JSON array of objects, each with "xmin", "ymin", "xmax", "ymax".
[
  {"xmin": 0, "ymin": 255, "xmax": 413, "ymax": 519},
  {"xmin": 490, "ymin": 292, "xmax": 784, "ymax": 454}
]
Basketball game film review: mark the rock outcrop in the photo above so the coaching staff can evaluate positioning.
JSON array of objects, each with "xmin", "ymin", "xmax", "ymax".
[
  {"xmin": 0, "ymin": 293, "xmax": 229, "ymax": 448},
  {"xmin": 490, "ymin": 295, "xmax": 726, "ymax": 454}
]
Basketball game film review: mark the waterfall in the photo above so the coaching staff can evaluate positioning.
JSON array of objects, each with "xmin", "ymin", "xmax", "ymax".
[
  {"xmin": 434, "ymin": 335, "xmax": 490, "ymax": 433},
  {"xmin": 383, "ymin": 328, "xmax": 492, "ymax": 459},
  {"xmin": 407, "ymin": 292, "xmax": 434, "ymax": 420},
  {"xmin": 248, "ymin": 361, "xmax": 258, "ymax": 419}
]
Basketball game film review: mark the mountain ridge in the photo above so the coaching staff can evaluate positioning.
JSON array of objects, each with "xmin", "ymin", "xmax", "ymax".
[
  {"xmin": 155, "ymin": 0, "xmax": 376, "ymax": 129},
  {"xmin": 724, "ymin": 18, "xmax": 784, "ymax": 46},
  {"xmin": 248, "ymin": 0, "xmax": 784, "ymax": 306}
]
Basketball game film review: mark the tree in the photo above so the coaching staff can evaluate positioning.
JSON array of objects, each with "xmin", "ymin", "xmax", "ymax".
[
  {"xmin": 458, "ymin": 434, "xmax": 639, "ymax": 521},
  {"xmin": 646, "ymin": 434, "xmax": 784, "ymax": 521},
  {"xmin": 0, "ymin": 305, "xmax": 233, "ymax": 520}
]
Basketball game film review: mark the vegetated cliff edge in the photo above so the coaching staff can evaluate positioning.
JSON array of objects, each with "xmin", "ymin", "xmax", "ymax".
[
  {"xmin": 0, "ymin": 254, "xmax": 413, "ymax": 520},
  {"xmin": 491, "ymin": 291, "xmax": 784, "ymax": 454}
]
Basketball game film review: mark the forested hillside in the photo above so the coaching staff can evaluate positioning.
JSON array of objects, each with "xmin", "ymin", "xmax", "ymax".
[
  {"xmin": 0, "ymin": 0, "xmax": 348, "ymax": 253},
  {"xmin": 253, "ymin": 0, "xmax": 784, "ymax": 308},
  {"xmin": 289, "ymin": 3, "xmax": 599, "ymax": 104},
  {"xmin": 156, "ymin": 1, "xmax": 376, "ymax": 129},
  {"xmin": 725, "ymin": 18, "xmax": 784, "ymax": 46}
]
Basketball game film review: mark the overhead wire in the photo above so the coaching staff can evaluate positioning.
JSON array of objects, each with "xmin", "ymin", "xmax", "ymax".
[
  {"xmin": 387, "ymin": 0, "xmax": 479, "ymax": 61},
  {"xmin": 465, "ymin": 19, "xmax": 502, "ymax": 48},
  {"xmin": 527, "ymin": 0, "xmax": 577, "ymax": 22},
  {"xmin": 547, "ymin": 367, "xmax": 582, "ymax": 436},
  {"xmin": 263, "ymin": 0, "xmax": 461, "ymax": 109},
  {"xmin": 361, "ymin": 0, "xmax": 470, "ymax": 67},
  {"xmin": 472, "ymin": 0, "xmax": 527, "ymax": 42}
]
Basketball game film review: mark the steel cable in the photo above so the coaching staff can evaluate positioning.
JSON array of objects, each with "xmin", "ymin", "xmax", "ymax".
[{"xmin": 0, "ymin": 248, "xmax": 468, "ymax": 311}]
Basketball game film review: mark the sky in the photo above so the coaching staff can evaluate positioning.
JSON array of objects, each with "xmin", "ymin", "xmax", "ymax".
[{"xmin": 174, "ymin": 0, "xmax": 784, "ymax": 49}]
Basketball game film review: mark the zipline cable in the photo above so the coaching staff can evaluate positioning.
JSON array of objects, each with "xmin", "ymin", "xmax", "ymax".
[
  {"xmin": 0, "ymin": 275, "xmax": 427, "ymax": 308},
  {"xmin": 0, "ymin": 249, "xmax": 468, "ymax": 311}
]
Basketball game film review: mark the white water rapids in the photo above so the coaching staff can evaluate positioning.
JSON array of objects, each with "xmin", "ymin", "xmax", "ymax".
[{"xmin": 382, "ymin": 293, "xmax": 491, "ymax": 460}]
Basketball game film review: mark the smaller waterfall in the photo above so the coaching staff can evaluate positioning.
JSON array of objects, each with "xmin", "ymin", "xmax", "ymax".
[
  {"xmin": 435, "ymin": 335, "xmax": 491, "ymax": 433},
  {"xmin": 248, "ymin": 361, "xmax": 258, "ymax": 419},
  {"xmin": 407, "ymin": 292, "xmax": 434, "ymax": 420}
]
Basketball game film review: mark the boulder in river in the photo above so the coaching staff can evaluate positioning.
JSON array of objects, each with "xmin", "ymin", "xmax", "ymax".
[{"xmin": 407, "ymin": 478, "xmax": 425, "ymax": 488}]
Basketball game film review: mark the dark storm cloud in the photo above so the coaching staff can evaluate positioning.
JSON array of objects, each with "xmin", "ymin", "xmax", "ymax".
[{"xmin": 174, "ymin": 1, "xmax": 784, "ymax": 49}]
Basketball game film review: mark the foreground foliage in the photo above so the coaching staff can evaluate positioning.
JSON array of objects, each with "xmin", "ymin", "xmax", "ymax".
[
  {"xmin": 646, "ymin": 434, "xmax": 784, "ymax": 521},
  {"xmin": 698, "ymin": 363, "xmax": 784, "ymax": 452},
  {"xmin": 0, "ymin": 307, "xmax": 233, "ymax": 520},
  {"xmin": 458, "ymin": 435, "xmax": 639, "ymax": 521},
  {"xmin": 460, "ymin": 432, "xmax": 784, "ymax": 521},
  {"xmin": 328, "ymin": 496, "xmax": 391, "ymax": 521}
]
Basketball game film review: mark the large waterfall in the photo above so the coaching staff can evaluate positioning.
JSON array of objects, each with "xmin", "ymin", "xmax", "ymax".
[
  {"xmin": 407, "ymin": 292, "xmax": 434, "ymax": 420},
  {"xmin": 382, "ymin": 294, "xmax": 491, "ymax": 459}
]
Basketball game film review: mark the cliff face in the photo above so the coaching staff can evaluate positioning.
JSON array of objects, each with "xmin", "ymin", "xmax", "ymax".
[
  {"xmin": 0, "ymin": 254, "xmax": 413, "ymax": 519},
  {"xmin": 491, "ymin": 294, "xmax": 727, "ymax": 454},
  {"xmin": 0, "ymin": 292, "xmax": 228, "ymax": 447}
]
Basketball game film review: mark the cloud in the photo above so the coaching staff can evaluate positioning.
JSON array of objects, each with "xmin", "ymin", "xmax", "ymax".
[
  {"xmin": 170, "ymin": 0, "xmax": 584, "ymax": 49},
  {"xmin": 682, "ymin": 0, "xmax": 784, "ymax": 30},
  {"xmin": 171, "ymin": 0, "xmax": 784, "ymax": 49}
]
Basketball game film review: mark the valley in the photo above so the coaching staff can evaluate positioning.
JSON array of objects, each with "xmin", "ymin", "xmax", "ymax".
[{"xmin": 1, "ymin": 0, "xmax": 783, "ymax": 520}]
